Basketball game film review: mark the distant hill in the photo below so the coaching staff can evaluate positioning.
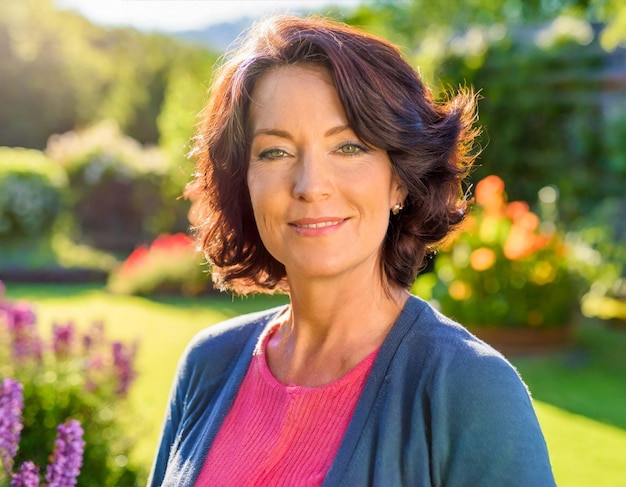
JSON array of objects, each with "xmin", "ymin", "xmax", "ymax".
[
  {"xmin": 170, "ymin": 4, "xmax": 355, "ymax": 52},
  {"xmin": 174, "ymin": 18, "xmax": 255, "ymax": 51}
]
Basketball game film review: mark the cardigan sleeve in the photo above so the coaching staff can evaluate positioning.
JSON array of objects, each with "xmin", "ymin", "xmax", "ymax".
[{"xmin": 429, "ymin": 341, "xmax": 556, "ymax": 487}]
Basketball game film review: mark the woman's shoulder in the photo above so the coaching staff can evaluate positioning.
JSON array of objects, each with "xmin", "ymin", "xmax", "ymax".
[
  {"xmin": 394, "ymin": 295, "xmax": 527, "ymax": 392},
  {"xmin": 390, "ymin": 296, "xmax": 545, "ymax": 449},
  {"xmin": 397, "ymin": 295, "xmax": 504, "ymax": 359},
  {"xmin": 384, "ymin": 297, "xmax": 555, "ymax": 486}
]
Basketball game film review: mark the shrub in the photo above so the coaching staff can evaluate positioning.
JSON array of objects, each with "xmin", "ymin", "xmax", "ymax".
[
  {"xmin": 0, "ymin": 281, "xmax": 144, "ymax": 486},
  {"xmin": 567, "ymin": 198, "xmax": 626, "ymax": 323},
  {"xmin": 0, "ymin": 147, "xmax": 67, "ymax": 241},
  {"xmin": 413, "ymin": 175, "xmax": 579, "ymax": 329},
  {"xmin": 107, "ymin": 233, "xmax": 209, "ymax": 296},
  {"xmin": 45, "ymin": 121, "xmax": 169, "ymax": 253}
]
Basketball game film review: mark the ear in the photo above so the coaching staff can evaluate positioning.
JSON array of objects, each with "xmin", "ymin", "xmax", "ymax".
[{"xmin": 391, "ymin": 179, "xmax": 408, "ymax": 207}]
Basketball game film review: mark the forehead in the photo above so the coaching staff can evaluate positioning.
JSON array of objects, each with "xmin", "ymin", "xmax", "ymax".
[
  {"xmin": 250, "ymin": 64, "xmax": 337, "ymax": 104},
  {"xmin": 248, "ymin": 64, "xmax": 347, "ymax": 128}
]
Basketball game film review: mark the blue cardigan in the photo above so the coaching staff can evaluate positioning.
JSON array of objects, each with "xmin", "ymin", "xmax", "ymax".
[{"xmin": 148, "ymin": 295, "xmax": 556, "ymax": 486}]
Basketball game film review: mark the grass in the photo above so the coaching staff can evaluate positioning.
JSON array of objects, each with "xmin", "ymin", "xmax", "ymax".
[{"xmin": 4, "ymin": 283, "xmax": 626, "ymax": 486}]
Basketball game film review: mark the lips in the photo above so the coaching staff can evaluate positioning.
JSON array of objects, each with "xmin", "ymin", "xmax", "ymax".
[
  {"xmin": 292, "ymin": 220, "xmax": 343, "ymax": 229},
  {"xmin": 288, "ymin": 217, "xmax": 348, "ymax": 235}
]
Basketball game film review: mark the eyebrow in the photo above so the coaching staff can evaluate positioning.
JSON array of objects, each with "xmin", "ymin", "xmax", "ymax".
[{"xmin": 252, "ymin": 125, "xmax": 352, "ymax": 140}]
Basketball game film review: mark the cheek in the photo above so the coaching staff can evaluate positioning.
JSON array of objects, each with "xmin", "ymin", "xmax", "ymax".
[
  {"xmin": 247, "ymin": 175, "xmax": 281, "ymax": 234},
  {"xmin": 246, "ymin": 172, "xmax": 265, "ymax": 213}
]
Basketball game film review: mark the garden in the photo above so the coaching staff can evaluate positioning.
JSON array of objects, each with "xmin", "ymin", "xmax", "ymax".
[{"xmin": 1, "ymin": 0, "xmax": 626, "ymax": 486}]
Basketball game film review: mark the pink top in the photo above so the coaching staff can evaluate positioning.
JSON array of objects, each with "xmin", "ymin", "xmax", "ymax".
[{"xmin": 195, "ymin": 325, "xmax": 378, "ymax": 487}]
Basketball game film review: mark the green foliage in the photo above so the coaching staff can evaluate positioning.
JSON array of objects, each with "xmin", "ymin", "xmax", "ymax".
[
  {"xmin": 107, "ymin": 233, "xmax": 209, "ymax": 296},
  {"xmin": 436, "ymin": 18, "xmax": 624, "ymax": 223},
  {"xmin": 567, "ymin": 198, "xmax": 626, "ymax": 322},
  {"xmin": 0, "ymin": 284, "xmax": 145, "ymax": 486},
  {"xmin": 157, "ymin": 46, "xmax": 216, "ymax": 233},
  {"xmin": 592, "ymin": 0, "xmax": 626, "ymax": 51},
  {"xmin": 340, "ymin": 0, "xmax": 590, "ymax": 50},
  {"xmin": 0, "ymin": 147, "xmax": 67, "ymax": 240},
  {"xmin": 46, "ymin": 121, "xmax": 169, "ymax": 253},
  {"xmin": 0, "ymin": 146, "xmax": 117, "ymax": 272}
]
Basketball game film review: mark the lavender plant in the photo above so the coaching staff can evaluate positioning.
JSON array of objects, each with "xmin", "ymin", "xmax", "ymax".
[
  {"xmin": 9, "ymin": 461, "xmax": 39, "ymax": 487},
  {"xmin": 0, "ymin": 283, "xmax": 143, "ymax": 486},
  {"xmin": 0, "ymin": 379, "xmax": 85, "ymax": 487},
  {"xmin": 44, "ymin": 420, "xmax": 85, "ymax": 487},
  {"xmin": 0, "ymin": 379, "xmax": 23, "ymax": 476}
]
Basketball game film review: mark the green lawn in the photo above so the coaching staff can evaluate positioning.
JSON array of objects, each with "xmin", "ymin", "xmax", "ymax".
[{"xmin": 5, "ymin": 283, "xmax": 626, "ymax": 486}]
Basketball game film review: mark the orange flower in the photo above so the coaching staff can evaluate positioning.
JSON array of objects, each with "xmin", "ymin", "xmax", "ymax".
[
  {"xmin": 517, "ymin": 211, "xmax": 540, "ymax": 232},
  {"xmin": 504, "ymin": 225, "xmax": 533, "ymax": 260},
  {"xmin": 475, "ymin": 175, "xmax": 506, "ymax": 215},
  {"xmin": 449, "ymin": 280, "xmax": 472, "ymax": 300},
  {"xmin": 504, "ymin": 224, "xmax": 551, "ymax": 260},
  {"xmin": 470, "ymin": 247, "xmax": 496, "ymax": 271},
  {"xmin": 506, "ymin": 201, "xmax": 530, "ymax": 221}
]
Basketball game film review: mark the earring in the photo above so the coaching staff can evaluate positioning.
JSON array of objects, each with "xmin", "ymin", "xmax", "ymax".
[{"xmin": 391, "ymin": 203, "xmax": 404, "ymax": 215}]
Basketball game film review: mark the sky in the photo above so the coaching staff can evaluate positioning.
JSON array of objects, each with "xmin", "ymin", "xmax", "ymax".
[{"xmin": 53, "ymin": 0, "xmax": 365, "ymax": 32}]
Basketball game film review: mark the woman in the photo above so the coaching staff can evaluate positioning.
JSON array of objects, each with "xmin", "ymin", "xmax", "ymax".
[{"xmin": 149, "ymin": 15, "xmax": 556, "ymax": 487}]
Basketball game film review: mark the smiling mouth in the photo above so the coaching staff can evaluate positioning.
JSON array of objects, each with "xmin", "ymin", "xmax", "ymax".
[{"xmin": 292, "ymin": 221, "xmax": 344, "ymax": 229}]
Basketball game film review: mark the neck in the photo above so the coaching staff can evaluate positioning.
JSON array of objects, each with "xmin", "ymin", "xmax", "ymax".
[{"xmin": 266, "ymin": 269, "xmax": 409, "ymax": 387}]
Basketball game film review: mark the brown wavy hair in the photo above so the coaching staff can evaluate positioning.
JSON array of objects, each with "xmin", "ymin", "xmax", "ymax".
[{"xmin": 185, "ymin": 15, "xmax": 480, "ymax": 295}]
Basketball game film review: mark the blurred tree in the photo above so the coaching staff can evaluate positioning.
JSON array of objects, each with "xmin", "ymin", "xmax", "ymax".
[
  {"xmin": 0, "ymin": 0, "xmax": 82, "ymax": 148},
  {"xmin": 341, "ymin": 0, "xmax": 591, "ymax": 48},
  {"xmin": 0, "ymin": 0, "xmax": 213, "ymax": 149},
  {"xmin": 157, "ymin": 46, "xmax": 216, "ymax": 232}
]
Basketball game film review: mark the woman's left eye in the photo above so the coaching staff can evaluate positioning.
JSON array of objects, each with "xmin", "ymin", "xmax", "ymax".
[
  {"xmin": 338, "ymin": 142, "xmax": 367, "ymax": 155},
  {"xmin": 258, "ymin": 148, "xmax": 287, "ymax": 160}
]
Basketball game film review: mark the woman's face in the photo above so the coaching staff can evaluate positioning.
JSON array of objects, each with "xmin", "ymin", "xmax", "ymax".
[{"xmin": 247, "ymin": 65, "xmax": 406, "ymax": 283}]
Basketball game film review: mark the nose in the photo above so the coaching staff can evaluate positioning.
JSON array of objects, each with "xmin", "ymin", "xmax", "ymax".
[{"xmin": 292, "ymin": 151, "xmax": 332, "ymax": 201}]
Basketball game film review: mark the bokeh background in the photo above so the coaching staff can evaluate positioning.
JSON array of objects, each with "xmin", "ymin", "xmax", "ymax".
[{"xmin": 1, "ymin": 0, "xmax": 625, "ymax": 485}]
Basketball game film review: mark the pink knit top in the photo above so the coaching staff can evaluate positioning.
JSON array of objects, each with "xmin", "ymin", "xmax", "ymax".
[{"xmin": 195, "ymin": 325, "xmax": 378, "ymax": 487}]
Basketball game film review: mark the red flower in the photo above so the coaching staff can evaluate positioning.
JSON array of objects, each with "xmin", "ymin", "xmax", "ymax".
[
  {"xmin": 151, "ymin": 233, "xmax": 191, "ymax": 251},
  {"xmin": 118, "ymin": 246, "xmax": 149, "ymax": 276}
]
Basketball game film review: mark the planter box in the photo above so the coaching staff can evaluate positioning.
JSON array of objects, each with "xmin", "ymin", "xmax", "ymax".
[{"xmin": 469, "ymin": 325, "xmax": 572, "ymax": 356}]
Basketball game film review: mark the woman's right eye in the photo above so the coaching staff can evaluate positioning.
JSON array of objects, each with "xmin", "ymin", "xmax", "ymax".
[{"xmin": 258, "ymin": 148, "xmax": 287, "ymax": 160}]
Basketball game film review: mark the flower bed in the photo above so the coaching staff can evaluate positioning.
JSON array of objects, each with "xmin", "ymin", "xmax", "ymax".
[{"xmin": 413, "ymin": 175, "xmax": 579, "ymax": 351}]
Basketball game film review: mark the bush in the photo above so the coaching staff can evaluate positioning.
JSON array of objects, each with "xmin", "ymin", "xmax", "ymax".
[
  {"xmin": 0, "ymin": 147, "xmax": 67, "ymax": 241},
  {"xmin": 45, "ymin": 121, "xmax": 169, "ymax": 253},
  {"xmin": 413, "ymin": 175, "xmax": 579, "ymax": 329},
  {"xmin": 107, "ymin": 233, "xmax": 209, "ymax": 296},
  {"xmin": 567, "ymin": 197, "xmax": 626, "ymax": 323},
  {"xmin": 0, "ymin": 281, "xmax": 145, "ymax": 486}
]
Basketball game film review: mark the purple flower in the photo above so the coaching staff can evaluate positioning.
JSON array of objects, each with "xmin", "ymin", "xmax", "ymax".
[
  {"xmin": 44, "ymin": 419, "xmax": 85, "ymax": 487},
  {"xmin": 0, "ymin": 378, "xmax": 24, "ymax": 475},
  {"xmin": 10, "ymin": 461, "xmax": 40, "ymax": 487},
  {"xmin": 0, "ymin": 300, "xmax": 41, "ymax": 363},
  {"xmin": 52, "ymin": 322, "xmax": 75, "ymax": 359},
  {"xmin": 9, "ymin": 302, "xmax": 36, "ymax": 330},
  {"xmin": 111, "ymin": 341, "xmax": 138, "ymax": 397}
]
